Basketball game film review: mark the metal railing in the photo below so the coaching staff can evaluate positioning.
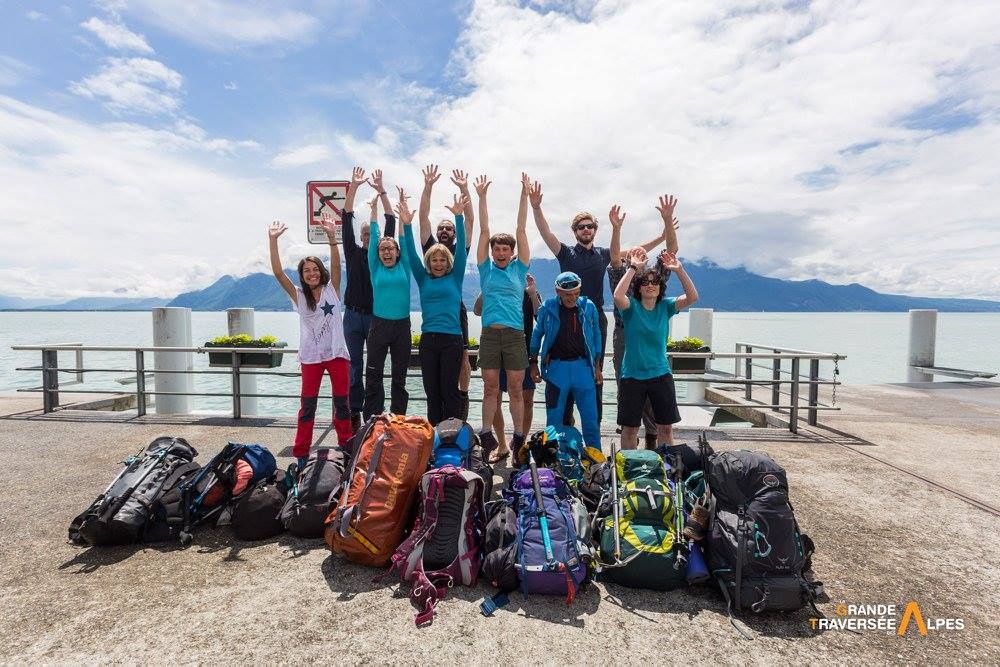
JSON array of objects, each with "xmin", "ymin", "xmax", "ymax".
[
  {"xmin": 734, "ymin": 342, "xmax": 844, "ymax": 430},
  {"xmin": 11, "ymin": 343, "xmax": 846, "ymax": 433}
]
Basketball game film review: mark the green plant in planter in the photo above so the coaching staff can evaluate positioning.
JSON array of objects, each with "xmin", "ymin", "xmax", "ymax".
[
  {"xmin": 207, "ymin": 333, "xmax": 283, "ymax": 348},
  {"xmin": 666, "ymin": 336, "xmax": 706, "ymax": 352},
  {"xmin": 411, "ymin": 333, "xmax": 422, "ymax": 347}
]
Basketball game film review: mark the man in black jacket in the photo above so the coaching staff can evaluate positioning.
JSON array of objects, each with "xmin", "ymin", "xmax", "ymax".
[{"xmin": 341, "ymin": 166, "xmax": 395, "ymax": 431}]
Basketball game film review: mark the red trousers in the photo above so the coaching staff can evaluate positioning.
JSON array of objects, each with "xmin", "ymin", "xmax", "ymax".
[{"xmin": 294, "ymin": 357, "xmax": 353, "ymax": 458}]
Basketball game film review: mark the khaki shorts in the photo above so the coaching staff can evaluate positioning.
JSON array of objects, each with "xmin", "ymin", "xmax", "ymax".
[{"xmin": 479, "ymin": 326, "xmax": 528, "ymax": 371}]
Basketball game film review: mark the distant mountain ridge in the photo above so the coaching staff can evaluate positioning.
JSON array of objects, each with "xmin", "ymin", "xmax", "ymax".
[{"xmin": 3, "ymin": 259, "xmax": 999, "ymax": 312}]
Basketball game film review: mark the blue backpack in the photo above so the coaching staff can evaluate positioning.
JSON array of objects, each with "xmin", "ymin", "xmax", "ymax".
[{"xmin": 432, "ymin": 418, "xmax": 478, "ymax": 468}]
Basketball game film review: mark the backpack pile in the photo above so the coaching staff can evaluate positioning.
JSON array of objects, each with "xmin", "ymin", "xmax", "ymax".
[
  {"xmin": 382, "ymin": 465, "xmax": 487, "ymax": 626},
  {"xmin": 431, "ymin": 418, "xmax": 493, "ymax": 499},
  {"xmin": 231, "ymin": 471, "xmax": 288, "ymax": 541},
  {"xmin": 480, "ymin": 455, "xmax": 591, "ymax": 615},
  {"xmin": 282, "ymin": 447, "xmax": 346, "ymax": 537},
  {"xmin": 697, "ymin": 438, "xmax": 822, "ymax": 637},
  {"xmin": 69, "ymin": 436, "xmax": 199, "ymax": 546},
  {"xmin": 326, "ymin": 414, "xmax": 433, "ymax": 566}
]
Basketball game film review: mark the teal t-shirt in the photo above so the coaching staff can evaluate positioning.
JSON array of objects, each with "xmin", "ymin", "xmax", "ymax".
[
  {"xmin": 620, "ymin": 295, "xmax": 678, "ymax": 380},
  {"xmin": 402, "ymin": 216, "xmax": 466, "ymax": 335},
  {"xmin": 368, "ymin": 220, "xmax": 411, "ymax": 319},
  {"xmin": 478, "ymin": 258, "xmax": 529, "ymax": 329}
]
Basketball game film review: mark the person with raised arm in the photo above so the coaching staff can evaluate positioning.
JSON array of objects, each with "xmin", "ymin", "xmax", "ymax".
[
  {"xmin": 399, "ymin": 185, "xmax": 470, "ymax": 425},
  {"xmin": 475, "ymin": 172, "xmax": 531, "ymax": 463},
  {"xmin": 607, "ymin": 195, "xmax": 680, "ymax": 447},
  {"xmin": 420, "ymin": 165, "xmax": 476, "ymax": 420},
  {"xmin": 363, "ymin": 169, "xmax": 411, "ymax": 419},
  {"xmin": 268, "ymin": 213, "xmax": 351, "ymax": 469},
  {"xmin": 613, "ymin": 229, "xmax": 698, "ymax": 449},
  {"xmin": 340, "ymin": 167, "xmax": 396, "ymax": 433}
]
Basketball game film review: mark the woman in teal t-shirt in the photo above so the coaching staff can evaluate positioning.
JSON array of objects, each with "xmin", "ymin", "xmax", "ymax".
[
  {"xmin": 397, "ymin": 188, "xmax": 469, "ymax": 425},
  {"xmin": 363, "ymin": 170, "xmax": 412, "ymax": 419},
  {"xmin": 613, "ymin": 247, "xmax": 699, "ymax": 449}
]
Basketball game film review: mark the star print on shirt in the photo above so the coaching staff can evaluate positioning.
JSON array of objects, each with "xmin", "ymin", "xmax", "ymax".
[{"xmin": 320, "ymin": 301, "xmax": 335, "ymax": 316}]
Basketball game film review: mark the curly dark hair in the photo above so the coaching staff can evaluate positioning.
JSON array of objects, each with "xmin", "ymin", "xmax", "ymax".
[{"xmin": 631, "ymin": 266, "xmax": 664, "ymax": 304}]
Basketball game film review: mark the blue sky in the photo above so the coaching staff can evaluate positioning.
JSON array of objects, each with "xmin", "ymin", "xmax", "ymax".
[{"xmin": 1, "ymin": 0, "xmax": 998, "ymax": 300}]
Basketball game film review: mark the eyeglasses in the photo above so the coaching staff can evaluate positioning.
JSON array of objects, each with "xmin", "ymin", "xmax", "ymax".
[
  {"xmin": 575, "ymin": 223, "xmax": 596, "ymax": 231},
  {"xmin": 639, "ymin": 278, "xmax": 661, "ymax": 286},
  {"xmin": 556, "ymin": 280, "xmax": 581, "ymax": 290}
]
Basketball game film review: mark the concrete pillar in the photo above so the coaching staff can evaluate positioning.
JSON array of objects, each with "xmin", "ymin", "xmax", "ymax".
[
  {"xmin": 228, "ymin": 308, "xmax": 258, "ymax": 416},
  {"xmin": 152, "ymin": 307, "xmax": 194, "ymax": 414},
  {"xmin": 687, "ymin": 308, "xmax": 714, "ymax": 403},
  {"xmin": 907, "ymin": 309, "xmax": 937, "ymax": 382}
]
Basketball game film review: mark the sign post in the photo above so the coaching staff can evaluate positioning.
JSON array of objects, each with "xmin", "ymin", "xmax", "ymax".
[{"xmin": 306, "ymin": 180, "xmax": 349, "ymax": 244}]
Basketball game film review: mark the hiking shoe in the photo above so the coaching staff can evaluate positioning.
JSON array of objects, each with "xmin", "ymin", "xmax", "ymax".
[
  {"xmin": 683, "ymin": 495, "xmax": 711, "ymax": 541},
  {"xmin": 480, "ymin": 430, "xmax": 499, "ymax": 458},
  {"xmin": 644, "ymin": 434, "xmax": 658, "ymax": 450}
]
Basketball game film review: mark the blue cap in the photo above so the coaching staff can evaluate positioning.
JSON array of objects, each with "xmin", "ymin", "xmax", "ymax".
[{"xmin": 555, "ymin": 271, "xmax": 582, "ymax": 290}]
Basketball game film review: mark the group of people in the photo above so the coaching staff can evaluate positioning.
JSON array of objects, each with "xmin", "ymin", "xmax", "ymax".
[{"xmin": 268, "ymin": 167, "xmax": 699, "ymax": 469}]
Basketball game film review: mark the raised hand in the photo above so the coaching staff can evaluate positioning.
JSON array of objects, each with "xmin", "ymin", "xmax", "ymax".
[
  {"xmin": 396, "ymin": 185, "xmax": 410, "ymax": 204},
  {"xmin": 474, "ymin": 174, "xmax": 491, "ymax": 196},
  {"xmin": 609, "ymin": 204, "xmax": 626, "ymax": 229},
  {"xmin": 319, "ymin": 211, "xmax": 338, "ymax": 238},
  {"xmin": 450, "ymin": 169, "xmax": 468, "ymax": 190},
  {"xmin": 630, "ymin": 247, "xmax": 648, "ymax": 269},
  {"xmin": 655, "ymin": 194, "xmax": 678, "ymax": 220},
  {"xmin": 423, "ymin": 164, "xmax": 440, "ymax": 187},
  {"xmin": 520, "ymin": 172, "xmax": 531, "ymax": 194},
  {"xmin": 445, "ymin": 194, "xmax": 470, "ymax": 216},
  {"xmin": 660, "ymin": 251, "xmax": 681, "ymax": 272},
  {"xmin": 350, "ymin": 166, "xmax": 366, "ymax": 189},
  {"xmin": 367, "ymin": 194, "xmax": 379, "ymax": 217},
  {"xmin": 368, "ymin": 168, "xmax": 385, "ymax": 194},
  {"xmin": 525, "ymin": 273, "xmax": 536, "ymax": 292},
  {"xmin": 395, "ymin": 194, "xmax": 415, "ymax": 225},
  {"xmin": 268, "ymin": 220, "xmax": 287, "ymax": 239},
  {"xmin": 528, "ymin": 181, "xmax": 543, "ymax": 208}
]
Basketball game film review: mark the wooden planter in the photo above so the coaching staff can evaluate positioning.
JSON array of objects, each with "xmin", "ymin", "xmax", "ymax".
[
  {"xmin": 206, "ymin": 343, "xmax": 287, "ymax": 369},
  {"xmin": 668, "ymin": 346, "xmax": 710, "ymax": 374}
]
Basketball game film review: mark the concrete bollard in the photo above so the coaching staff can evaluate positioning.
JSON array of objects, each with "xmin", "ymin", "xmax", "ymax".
[
  {"xmin": 152, "ymin": 307, "xmax": 194, "ymax": 414},
  {"xmin": 907, "ymin": 309, "xmax": 937, "ymax": 383},
  {"xmin": 687, "ymin": 308, "xmax": 714, "ymax": 403},
  {"xmin": 227, "ymin": 308, "xmax": 258, "ymax": 416}
]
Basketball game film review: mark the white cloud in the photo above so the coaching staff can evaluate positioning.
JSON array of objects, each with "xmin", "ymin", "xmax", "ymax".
[
  {"xmin": 25, "ymin": 10, "xmax": 48, "ymax": 21},
  {"xmin": 223, "ymin": 81, "xmax": 239, "ymax": 90},
  {"xmin": 70, "ymin": 57, "xmax": 182, "ymax": 114},
  {"xmin": 81, "ymin": 16, "xmax": 155, "ymax": 53},
  {"xmin": 270, "ymin": 144, "xmax": 334, "ymax": 169},
  {"xmin": 0, "ymin": 96, "xmax": 299, "ymax": 299},
  {"xmin": 335, "ymin": 0, "xmax": 1000, "ymax": 300},
  {"xmin": 121, "ymin": 0, "xmax": 316, "ymax": 49},
  {"xmin": 0, "ymin": 56, "xmax": 35, "ymax": 87}
]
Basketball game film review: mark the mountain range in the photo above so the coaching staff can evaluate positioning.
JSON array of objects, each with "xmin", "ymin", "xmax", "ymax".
[{"xmin": 3, "ymin": 259, "xmax": 999, "ymax": 312}]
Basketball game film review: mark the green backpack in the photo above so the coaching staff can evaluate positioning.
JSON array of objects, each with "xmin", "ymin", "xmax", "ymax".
[{"xmin": 598, "ymin": 449, "xmax": 685, "ymax": 590}]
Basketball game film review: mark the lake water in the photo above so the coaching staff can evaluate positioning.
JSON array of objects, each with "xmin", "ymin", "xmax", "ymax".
[{"xmin": 2, "ymin": 311, "xmax": 998, "ymax": 422}]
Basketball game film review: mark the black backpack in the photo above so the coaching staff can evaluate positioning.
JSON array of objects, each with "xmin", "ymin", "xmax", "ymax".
[
  {"xmin": 703, "ymin": 449, "xmax": 822, "ymax": 636},
  {"xmin": 69, "ymin": 436, "xmax": 198, "ymax": 546},
  {"xmin": 232, "ymin": 473, "xmax": 288, "ymax": 541},
  {"xmin": 280, "ymin": 447, "xmax": 346, "ymax": 537}
]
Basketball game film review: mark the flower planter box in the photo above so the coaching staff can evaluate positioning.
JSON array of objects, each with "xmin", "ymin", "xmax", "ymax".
[
  {"xmin": 206, "ymin": 343, "xmax": 287, "ymax": 369},
  {"xmin": 409, "ymin": 345, "xmax": 480, "ymax": 371},
  {"xmin": 668, "ymin": 346, "xmax": 710, "ymax": 374}
]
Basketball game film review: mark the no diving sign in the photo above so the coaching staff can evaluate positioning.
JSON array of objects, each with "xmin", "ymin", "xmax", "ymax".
[{"xmin": 306, "ymin": 180, "xmax": 348, "ymax": 244}]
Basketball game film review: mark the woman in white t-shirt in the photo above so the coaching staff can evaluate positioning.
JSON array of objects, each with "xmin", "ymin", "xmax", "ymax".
[{"xmin": 268, "ymin": 213, "xmax": 352, "ymax": 468}]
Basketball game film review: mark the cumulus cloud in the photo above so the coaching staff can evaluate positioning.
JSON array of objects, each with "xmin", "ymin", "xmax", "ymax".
[
  {"xmin": 81, "ymin": 16, "xmax": 155, "ymax": 53},
  {"xmin": 270, "ymin": 144, "xmax": 334, "ymax": 169},
  {"xmin": 70, "ymin": 57, "xmax": 182, "ymax": 114}
]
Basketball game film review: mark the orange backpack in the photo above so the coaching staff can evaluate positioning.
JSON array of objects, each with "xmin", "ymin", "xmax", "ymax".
[{"xmin": 326, "ymin": 414, "xmax": 433, "ymax": 566}]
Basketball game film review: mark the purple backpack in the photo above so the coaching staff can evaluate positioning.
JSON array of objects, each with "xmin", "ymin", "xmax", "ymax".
[
  {"xmin": 381, "ymin": 466, "xmax": 486, "ymax": 626},
  {"xmin": 512, "ymin": 468, "xmax": 589, "ymax": 603}
]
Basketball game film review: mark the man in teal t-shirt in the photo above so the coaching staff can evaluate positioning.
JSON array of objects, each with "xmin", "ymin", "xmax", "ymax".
[
  {"xmin": 474, "ymin": 172, "xmax": 532, "ymax": 463},
  {"xmin": 612, "ymin": 246, "xmax": 700, "ymax": 449}
]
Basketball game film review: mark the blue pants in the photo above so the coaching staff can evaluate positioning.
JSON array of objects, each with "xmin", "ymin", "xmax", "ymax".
[
  {"xmin": 342, "ymin": 308, "xmax": 372, "ymax": 413},
  {"xmin": 544, "ymin": 359, "xmax": 600, "ymax": 450}
]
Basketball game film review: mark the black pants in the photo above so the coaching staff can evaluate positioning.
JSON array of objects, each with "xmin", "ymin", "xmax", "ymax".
[
  {"xmin": 363, "ymin": 316, "xmax": 410, "ymax": 419},
  {"xmin": 419, "ymin": 332, "xmax": 464, "ymax": 425},
  {"xmin": 563, "ymin": 309, "xmax": 608, "ymax": 426}
]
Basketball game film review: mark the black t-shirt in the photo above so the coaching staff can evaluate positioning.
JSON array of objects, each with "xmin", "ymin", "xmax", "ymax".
[
  {"xmin": 557, "ymin": 243, "xmax": 612, "ymax": 308},
  {"xmin": 342, "ymin": 211, "xmax": 395, "ymax": 313},
  {"xmin": 549, "ymin": 304, "xmax": 588, "ymax": 360}
]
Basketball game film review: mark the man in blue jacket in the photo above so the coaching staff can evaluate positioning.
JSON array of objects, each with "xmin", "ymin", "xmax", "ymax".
[{"xmin": 529, "ymin": 271, "xmax": 603, "ymax": 451}]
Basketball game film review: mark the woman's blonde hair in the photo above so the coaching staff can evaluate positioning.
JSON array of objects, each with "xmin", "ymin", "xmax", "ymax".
[{"xmin": 423, "ymin": 243, "xmax": 455, "ymax": 274}]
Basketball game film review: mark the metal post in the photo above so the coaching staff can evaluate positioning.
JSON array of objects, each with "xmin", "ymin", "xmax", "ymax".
[
  {"xmin": 74, "ymin": 345, "xmax": 84, "ymax": 383},
  {"xmin": 734, "ymin": 343, "xmax": 741, "ymax": 378},
  {"xmin": 42, "ymin": 349, "xmax": 59, "ymax": 413},
  {"xmin": 135, "ymin": 350, "xmax": 146, "ymax": 417},
  {"xmin": 227, "ymin": 308, "xmax": 258, "ymax": 416},
  {"xmin": 771, "ymin": 350, "xmax": 781, "ymax": 412},
  {"xmin": 744, "ymin": 345, "xmax": 753, "ymax": 400},
  {"xmin": 906, "ymin": 309, "xmax": 937, "ymax": 382},
  {"xmin": 789, "ymin": 357, "xmax": 800, "ymax": 433},
  {"xmin": 808, "ymin": 358, "xmax": 820, "ymax": 426},
  {"xmin": 231, "ymin": 351, "xmax": 242, "ymax": 419}
]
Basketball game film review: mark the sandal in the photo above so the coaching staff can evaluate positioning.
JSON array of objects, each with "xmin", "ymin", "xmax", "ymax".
[{"xmin": 488, "ymin": 449, "xmax": 511, "ymax": 465}]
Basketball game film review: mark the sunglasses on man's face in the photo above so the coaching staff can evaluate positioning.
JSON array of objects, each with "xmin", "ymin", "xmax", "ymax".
[
  {"xmin": 557, "ymin": 280, "xmax": 581, "ymax": 290},
  {"xmin": 576, "ymin": 223, "xmax": 596, "ymax": 231}
]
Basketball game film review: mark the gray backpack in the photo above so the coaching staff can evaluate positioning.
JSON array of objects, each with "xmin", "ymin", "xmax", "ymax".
[{"xmin": 280, "ymin": 447, "xmax": 345, "ymax": 537}]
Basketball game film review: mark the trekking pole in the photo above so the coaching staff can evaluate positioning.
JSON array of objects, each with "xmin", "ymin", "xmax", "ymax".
[
  {"xmin": 610, "ymin": 437, "xmax": 621, "ymax": 563},
  {"xmin": 528, "ymin": 450, "xmax": 557, "ymax": 571},
  {"xmin": 670, "ymin": 453, "xmax": 688, "ymax": 571}
]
